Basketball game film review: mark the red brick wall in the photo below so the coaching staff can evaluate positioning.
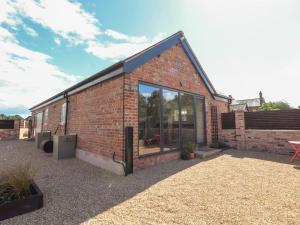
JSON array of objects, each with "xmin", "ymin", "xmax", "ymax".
[
  {"xmin": 124, "ymin": 44, "xmax": 228, "ymax": 168},
  {"xmin": 32, "ymin": 43, "xmax": 228, "ymax": 171},
  {"xmin": 0, "ymin": 120, "xmax": 20, "ymax": 140},
  {"xmin": 32, "ymin": 77, "xmax": 124, "ymax": 160},
  {"xmin": 220, "ymin": 111, "xmax": 300, "ymax": 154},
  {"xmin": 32, "ymin": 99, "xmax": 66, "ymax": 136},
  {"xmin": 67, "ymin": 77, "xmax": 124, "ymax": 160}
]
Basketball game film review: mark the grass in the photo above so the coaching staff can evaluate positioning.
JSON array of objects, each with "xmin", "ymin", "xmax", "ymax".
[{"xmin": 0, "ymin": 163, "xmax": 35, "ymax": 205}]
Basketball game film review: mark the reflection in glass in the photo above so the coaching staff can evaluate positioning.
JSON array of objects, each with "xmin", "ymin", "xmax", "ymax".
[
  {"xmin": 35, "ymin": 112, "xmax": 43, "ymax": 135},
  {"xmin": 195, "ymin": 97, "xmax": 206, "ymax": 144},
  {"xmin": 138, "ymin": 84, "xmax": 161, "ymax": 155},
  {"xmin": 162, "ymin": 89, "xmax": 179, "ymax": 151},
  {"xmin": 180, "ymin": 93, "xmax": 196, "ymax": 145}
]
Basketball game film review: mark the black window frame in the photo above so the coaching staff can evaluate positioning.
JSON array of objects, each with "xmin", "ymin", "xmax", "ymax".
[{"xmin": 138, "ymin": 81, "xmax": 207, "ymax": 158}]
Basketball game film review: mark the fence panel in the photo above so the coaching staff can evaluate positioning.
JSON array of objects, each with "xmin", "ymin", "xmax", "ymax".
[
  {"xmin": 245, "ymin": 110, "xmax": 300, "ymax": 130},
  {"xmin": 221, "ymin": 112, "xmax": 236, "ymax": 129},
  {"xmin": 0, "ymin": 120, "xmax": 15, "ymax": 129}
]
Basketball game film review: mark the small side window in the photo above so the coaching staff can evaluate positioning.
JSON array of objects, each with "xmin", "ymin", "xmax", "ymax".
[{"xmin": 60, "ymin": 103, "xmax": 66, "ymax": 125}]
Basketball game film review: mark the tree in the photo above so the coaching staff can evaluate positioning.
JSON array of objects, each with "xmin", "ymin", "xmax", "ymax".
[
  {"xmin": 259, "ymin": 101, "xmax": 293, "ymax": 111},
  {"xmin": 0, "ymin": 114, "xmax": 23, "ymax": 120}
]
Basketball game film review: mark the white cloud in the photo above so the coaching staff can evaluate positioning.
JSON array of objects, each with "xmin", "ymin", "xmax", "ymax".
[
  {"xmin": 0, "ymin": 0, "xmax": 165, "ymax": 114},
  {"xmin": 54, "ymin": 37, "xmax": 61, "ymax": 46},
  {"xmin": 1, "ymin": 0, "xmax": 164, "ymax": 61},
  {"xmin": 10, "ymin": 0, "xmax": 101, "ymax": 44},
  {"xmin": 22, "ymin": 24, "xmax": 38, "ymax": 37},
  {"xmin": 0, "ymin": 0, "xmax": 21, "ymax": 26},
  {"xmin": 86, "ymin": 33, "xmax": 166, "ymax": 60},
  {"xmin": 0, "ymin": 27, "xmax": 77, "ymax": 112},
  {"xmin": 104, "ymin": 29, "xmax": 147, "ymax": 43}
]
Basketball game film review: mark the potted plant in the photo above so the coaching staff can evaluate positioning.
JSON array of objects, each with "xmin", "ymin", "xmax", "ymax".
[
  {"xmin": 180, "ymin": 147, "xmax": 190, "ymax": 160},
  {"xmin": 181, "ymin": 143, "xmax": 197, "ymax": 160},
  {"xmin": 0, "ymin": 163, "xmax": 43, "ymax": 221}
]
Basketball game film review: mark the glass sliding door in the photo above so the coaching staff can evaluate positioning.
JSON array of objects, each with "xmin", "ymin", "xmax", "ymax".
[
  {"xmin": 180, "ymin": 93, "xmax": 196, "ymax": 146},
  {"xmin": 138, "ymin": 82, "xmax": 207, "ymax": 156},
  {"xmin": 34, "ymin": 112, "xmax": 43, "ymax": 136},
  {"xmin": 162, "ymin": 89, "xmax": 180, "ymax": 151},
  {"xmin": 195, "ymin": 97, "xmax": 206, "ymax": 145},
  {"xmin": 138, "ymin": 84, "xmax": 161, "ymax": 156}
]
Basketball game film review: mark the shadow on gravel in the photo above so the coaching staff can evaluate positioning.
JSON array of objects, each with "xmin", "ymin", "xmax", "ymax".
[
  {"xmin": 0, "ymin": 140, "xmax": 215, "ymax": 225},
  {"xmin": 223, "ymin": 148, "xmax": 300, "ymax": 167}
]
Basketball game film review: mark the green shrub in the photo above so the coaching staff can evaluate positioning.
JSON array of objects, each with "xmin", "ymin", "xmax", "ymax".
[
  {"xmin": 180, "ymin": 142, "xmax": 197, "ymax": 160},
  {"xmin": 0, "ymin": 163, "xmax": 35, "ymax": 205}
]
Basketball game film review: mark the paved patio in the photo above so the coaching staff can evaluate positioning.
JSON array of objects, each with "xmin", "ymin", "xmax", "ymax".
[{"xmin": 0, "ymin": 140, "xmax": 299, "ymax": 225}]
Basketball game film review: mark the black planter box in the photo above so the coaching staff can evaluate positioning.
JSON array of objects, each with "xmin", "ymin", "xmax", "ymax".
[{"xmin": 0, "ymin": 182, "xmax": 43, "ymax": 221}]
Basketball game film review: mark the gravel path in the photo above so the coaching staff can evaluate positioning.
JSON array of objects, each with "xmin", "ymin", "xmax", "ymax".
[{"xmin": 0, "ymin": 140, "xmax": 299, "ymax": 225}]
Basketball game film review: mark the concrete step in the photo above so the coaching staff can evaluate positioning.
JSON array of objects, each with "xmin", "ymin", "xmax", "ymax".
[{"xmin": 194, "ymin": 148, "xmax": 223, "ymax": 159}]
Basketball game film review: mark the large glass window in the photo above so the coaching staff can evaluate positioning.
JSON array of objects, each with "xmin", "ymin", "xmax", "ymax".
[
  {"xmin": 138, "ymin": 83, "xmax": 206, "ymax": 156},
  {"xmin": 138, "ymin": 84, "xmax": 161, "ymax": 156},
  {"xmin": 180, "ymin": 93, "xmax": 196, "ymax": 145},
  {"xmin": 195, "ymin": 97, "xmax": 206, "ymax": 144},
  {"xmin": 162, "ymin": 89, "xmax": 179, "ymax": 151},
  {"xmin": 35, "ymin": 112, "xmax": 43, "ymax": 135}
]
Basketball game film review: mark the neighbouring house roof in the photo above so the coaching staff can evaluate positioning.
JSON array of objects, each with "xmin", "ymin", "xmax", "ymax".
[
  {"xmin": 30, "ymin": 31, "xmax": 230, "ymax": 111},
  {"xmin": 230, "ymin": 103, "xmax": 249, "ymax": 111},
  {"xmin": 231, "ymin": 98, "xmax": 261, "ymax": 108},
  {"xmin": 24, "ymin": 116, "xmax": 32, "ymax": 120}
]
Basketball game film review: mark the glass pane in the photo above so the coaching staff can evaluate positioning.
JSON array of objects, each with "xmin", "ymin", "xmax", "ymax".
[
  {"xmin": 35, "ymin": 112, "xmax": 43, "ymax": 134},
  {"xmin": 61, "ymin": 103, "xmax": 66, "ymax": 124},
  {"xmin": 162, "ymin": 89, "xmax": 179, "ymax": 151},
  {"xmin": 138, "ymin": 84, "xmax": 161, "ymax": 155},
  {"xmin": 195, "ymin": 98, "xmax": 206, "ymax": 144},
  {"xmin": 180, "ymin": 94, "xmax": 196, "ymax": 145}
]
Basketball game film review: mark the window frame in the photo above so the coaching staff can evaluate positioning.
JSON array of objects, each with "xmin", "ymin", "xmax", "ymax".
[{"xmin": 137, "ymin": 81, "xmax": 207, "ymax": 158}]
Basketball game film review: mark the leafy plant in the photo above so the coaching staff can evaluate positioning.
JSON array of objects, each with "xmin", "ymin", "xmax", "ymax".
[
  {"xmin": 180, "ymin": 143, "xmax": 197, "ymax": 160},
  {"xmin": 0, "ymin": 114, "xmax": 23, "ymax": 120},
  {"xmin": 259, "ymin": 101, "xmax": 293, "ymax": 111},
  {"xmin": 0, "ymin": 163, "xmax": 35, "ymax": 205}
]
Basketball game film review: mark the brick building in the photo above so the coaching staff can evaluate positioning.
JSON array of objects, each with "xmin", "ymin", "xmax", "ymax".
[{"xmin": 30, "ymin": 31, "xmax": 230, "ymax": 175}]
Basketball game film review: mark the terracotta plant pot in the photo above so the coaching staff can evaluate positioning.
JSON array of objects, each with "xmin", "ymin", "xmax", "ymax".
[{"xmin": 189, "ymin": 152, "xmax": 195, "ymax": 159}]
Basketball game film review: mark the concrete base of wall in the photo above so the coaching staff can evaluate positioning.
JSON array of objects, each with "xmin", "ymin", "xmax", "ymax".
[{"xmin": 76, "ymin": 149, "xmax": 124, "ymax": 175}]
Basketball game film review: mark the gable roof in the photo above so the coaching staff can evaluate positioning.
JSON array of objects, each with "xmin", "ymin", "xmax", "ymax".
[
  {"xmin": 30, "ymin": 31, "xmax": 228, "ymax": 111},
  {"xmin": 232, "ymin": 98, "xmax": 261, "ymax": 108},
  {"xmin": 230, "ymin": 103, "xmax": 249, "ymax": 111}
]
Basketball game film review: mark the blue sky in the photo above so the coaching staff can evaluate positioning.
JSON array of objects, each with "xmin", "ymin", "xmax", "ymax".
[{"xmin": 1, "ymin": 0, "xmax": 300, "ymax": 117}]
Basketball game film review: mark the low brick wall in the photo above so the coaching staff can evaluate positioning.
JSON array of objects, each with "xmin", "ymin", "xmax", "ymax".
[
  {"xmin": 0, "ymin": 120, "xmax": 20, "ymax": 141},
  {"xmin": 219, "ymin": 129, "xmax": 237, "ymax": 149},
  {"xmin": 245, "ymin": 130, "xmax": 299, "ymax": 154},
  {"xmin": 220, "ymin": 111, "xmax": 300, "ymax": 155}
]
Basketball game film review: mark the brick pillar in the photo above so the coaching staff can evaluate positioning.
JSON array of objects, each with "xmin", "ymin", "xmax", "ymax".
[
  {"xmin": 14, "ymin": 120, "xmax": 20, "ymax": 139},
  {"xmin": 235, "ymin": 111, "xmax": 246, "ymax": 150}
]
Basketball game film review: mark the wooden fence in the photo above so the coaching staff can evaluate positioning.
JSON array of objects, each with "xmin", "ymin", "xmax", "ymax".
[
  {"xmin": 221, "ymin": 110, "xmax": 300, "ymax": 130},
  {"xmin": 245, "ymin": 110, "xmax": 300, "ymax": 130},
  {"xmin": 0, "ymin": 120, "xmax": 15, "ymax": 129},
  {"xmin": 221, "ymin": 112, "xmax": 236, "ymax": 129}
]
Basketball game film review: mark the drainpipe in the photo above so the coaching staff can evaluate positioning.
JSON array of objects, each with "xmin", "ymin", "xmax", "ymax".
[
  {"xmin": 113, "ymin": 152, "xmax": 127, "ymax": 176},
  {"xmin": 64, "ymin": 92, "xmax": 69, "ymax": 135}
]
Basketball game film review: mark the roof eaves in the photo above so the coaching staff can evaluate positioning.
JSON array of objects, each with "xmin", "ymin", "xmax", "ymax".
[{"xmin": 29, "ymin": 61, "xmax": 124, "ymax": 111}]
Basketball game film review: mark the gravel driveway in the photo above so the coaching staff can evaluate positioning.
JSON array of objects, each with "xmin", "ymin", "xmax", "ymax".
[{"xmin": 0, "ymin": 140, "xmax": 299, "ymax": 225}]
